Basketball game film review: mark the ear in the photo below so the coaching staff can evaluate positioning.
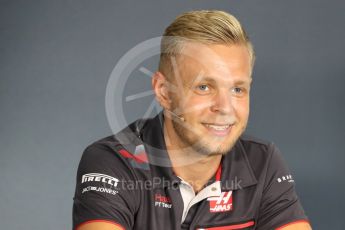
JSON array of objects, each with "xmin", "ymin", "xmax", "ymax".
[{"xmin": 152, "ymin": 71, "xmax": 172, "ymax": 110}]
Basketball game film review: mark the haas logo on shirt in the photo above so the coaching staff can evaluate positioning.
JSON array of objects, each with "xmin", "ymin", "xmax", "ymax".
[
  {"xmin": 207, "ymin": 191, "xmax": 233, "ymax": 213},
  {"xmin": 154, "ymin": 193, "xmax": 172, "ymax": 209}
]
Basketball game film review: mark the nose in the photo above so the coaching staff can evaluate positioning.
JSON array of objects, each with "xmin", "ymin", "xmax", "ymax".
[{"xmin": 210, "ymin": 89, "xmax": 234, "ymax": 115}]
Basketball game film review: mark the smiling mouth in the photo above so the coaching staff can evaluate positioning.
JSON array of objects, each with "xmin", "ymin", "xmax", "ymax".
[
  {"xmin": 204, "ymin": 124, "xmax": 231, "ymax": 130},
  {"xmin": 202, "ymin": 123, "xmax": 234, "ymax": 136}
]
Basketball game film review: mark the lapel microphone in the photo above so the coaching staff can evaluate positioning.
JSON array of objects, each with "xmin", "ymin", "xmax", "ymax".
[{"xmin": 165, "ymin": 109, "xmax": 185, "ymax": 122}]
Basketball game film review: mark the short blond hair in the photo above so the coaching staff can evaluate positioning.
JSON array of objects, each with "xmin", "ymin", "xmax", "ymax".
[{"xmin": 158, "ymin": 10, "xmax": 255, "ymax": 78}]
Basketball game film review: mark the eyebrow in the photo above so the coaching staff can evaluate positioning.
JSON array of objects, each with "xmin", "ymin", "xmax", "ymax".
[{"xmin": 191, "ymin": 76, "xmax": 252, "ymax": 85}]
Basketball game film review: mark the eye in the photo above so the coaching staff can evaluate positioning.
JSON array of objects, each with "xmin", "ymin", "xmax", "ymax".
[
  {"xmin": 192, "ymin": 84, "xmax": 212, "ymax": 95},
  {"xmin": 231, "ymin": 87, "xmax": 248, "ymax": 97},
  {"xmin": 232, "ymin": 87, "xmax": 243, "ymax": 93},
  {"xmin": 198, "ymin": 84, "xmax": 209, "ymax": 91}
]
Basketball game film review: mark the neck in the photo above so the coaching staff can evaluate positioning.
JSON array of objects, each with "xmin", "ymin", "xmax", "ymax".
[
  {"xmin": 174, "ymin": 155, "xmax": 221, "ymax": 193},
  {"xmin": 163, "ymin": 115, "xmax": 222, "ymax": 193}
]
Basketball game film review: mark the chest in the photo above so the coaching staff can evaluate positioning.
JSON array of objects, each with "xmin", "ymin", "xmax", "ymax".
[{"xmin": 133, "ymin": 185, "xmax": 260, "ymax": 230}]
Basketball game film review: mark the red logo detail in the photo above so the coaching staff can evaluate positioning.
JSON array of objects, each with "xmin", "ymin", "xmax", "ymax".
[
  {"xmin": 207, "ymin": 191, "xmax": 233, "ymax": 213},
  {"xmin": 154, "ymin": 193, "xmax": 172, "ymax": 208},
  {"xmin": 155, "ymin": 193, "xmax": 171, "ymax": 203},
  {"xmin": 118, "ymin": 149, "xmax": 148, "ymax": 163}
]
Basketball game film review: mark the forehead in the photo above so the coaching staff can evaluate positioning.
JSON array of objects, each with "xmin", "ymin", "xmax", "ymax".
[{"xmin": 174, "ymin": 42, "xmax": 252, "ymax": 84}]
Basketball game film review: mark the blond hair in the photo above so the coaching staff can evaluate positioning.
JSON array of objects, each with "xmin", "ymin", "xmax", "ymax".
[{"xmin": 158, "ymin": 10, "xmax": 255, "ymax": 78}]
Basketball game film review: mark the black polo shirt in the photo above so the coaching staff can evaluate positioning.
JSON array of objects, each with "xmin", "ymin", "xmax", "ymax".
[{"xmin": 73, "ymin": 112, "xmax": 308, "ymax": 229}]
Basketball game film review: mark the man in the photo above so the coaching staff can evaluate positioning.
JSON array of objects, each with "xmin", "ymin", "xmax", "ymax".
[{"xmin": 73, "ymin": 10, "xmax": 312, "ymax": 229}]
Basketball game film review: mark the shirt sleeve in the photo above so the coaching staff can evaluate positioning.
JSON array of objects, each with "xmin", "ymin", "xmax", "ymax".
[
  {"xmin": 73, "ymin": 142, "xmax": 140, "ymax": 230},
  {"xmin": 256, "ymin": 143, "xmax": 309, "ymax": 229}
]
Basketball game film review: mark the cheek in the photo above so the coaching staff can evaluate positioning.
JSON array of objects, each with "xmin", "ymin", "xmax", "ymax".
[
  {"xmin": 183, "ymin": 97, "xmax": 210, "ymax": 115},
  {"xmin": 233, "ymin": 99, "xmax": 250, "ymax": 119}
]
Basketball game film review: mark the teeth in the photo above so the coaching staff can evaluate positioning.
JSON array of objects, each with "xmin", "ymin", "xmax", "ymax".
[{"xmin": 205, "ymin": 124, "xmax": 230, "ymax": 130}]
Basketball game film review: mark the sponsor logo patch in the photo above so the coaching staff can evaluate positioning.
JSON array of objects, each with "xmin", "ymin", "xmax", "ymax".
[
  {"xmin": 277, "ymin": 174, "xmax": 294, "ymax": 183},
  {"xmin": 154, "ymin": 193, "xmax": 172, "ymax": 209},
  {"xmin": 81, "ymin": 173, "xmax": 119, "ymax": 196},
  {"xmin": 81, "ymin": 186, "xmax": 119, "ymax": 195},
  {"xmin": 207, "ymin": 191, "xmax": 233, "ymax": 213},
  {"xmin": 82, "ymin": 173, "xmax": 119, "ymax": 186}
]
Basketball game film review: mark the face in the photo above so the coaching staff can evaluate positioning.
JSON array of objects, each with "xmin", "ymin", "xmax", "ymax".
[{"xmin": 165, "ymin": 42, "xmax": 252, "ymax": 156}]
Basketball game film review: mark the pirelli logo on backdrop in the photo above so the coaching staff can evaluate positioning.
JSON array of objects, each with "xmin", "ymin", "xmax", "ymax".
[{"xmin": 81, "ymin": 173, "xmax": 119, "ymax": 187}]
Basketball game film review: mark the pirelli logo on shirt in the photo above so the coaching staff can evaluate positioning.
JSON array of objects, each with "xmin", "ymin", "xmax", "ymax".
[
  {"xmin": 82, "ymin": 173, "xmax": 119, "ymax": 187},
  {"xmin": 81, "ymin": 173, "xmax": 120, "ymax": 196}
]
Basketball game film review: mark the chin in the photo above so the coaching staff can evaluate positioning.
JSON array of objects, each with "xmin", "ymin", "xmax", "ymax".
[
  {"xmin": 191, "ymin": 137, "xmax": 237, "ymax": 156},
  {"xmin": 206, "ymin": 130, "xmax": 244, "ymax": 155}
]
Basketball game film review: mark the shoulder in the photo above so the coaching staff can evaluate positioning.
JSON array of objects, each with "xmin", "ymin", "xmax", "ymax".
[
  {"xmin": 73, "ymin": 135, "xmax": 142, "ymax": 229},
  {"xmin": 237, "ymin": 134, "xmax": 285, "ymax": 179},
  {"xmin": 80, "ymin": 135, "xmax": 125, "ymax": 168},
  {"xmin": 238, "ymin": 134, "xmax": 275, "ymax": 158},
  {"xmin": 77, "ymin": 135, "xmax": 133, "ymax": 181},
  {"xmin": 78, "ymin": 127, "xmax": 150, "ymax": 180}
]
